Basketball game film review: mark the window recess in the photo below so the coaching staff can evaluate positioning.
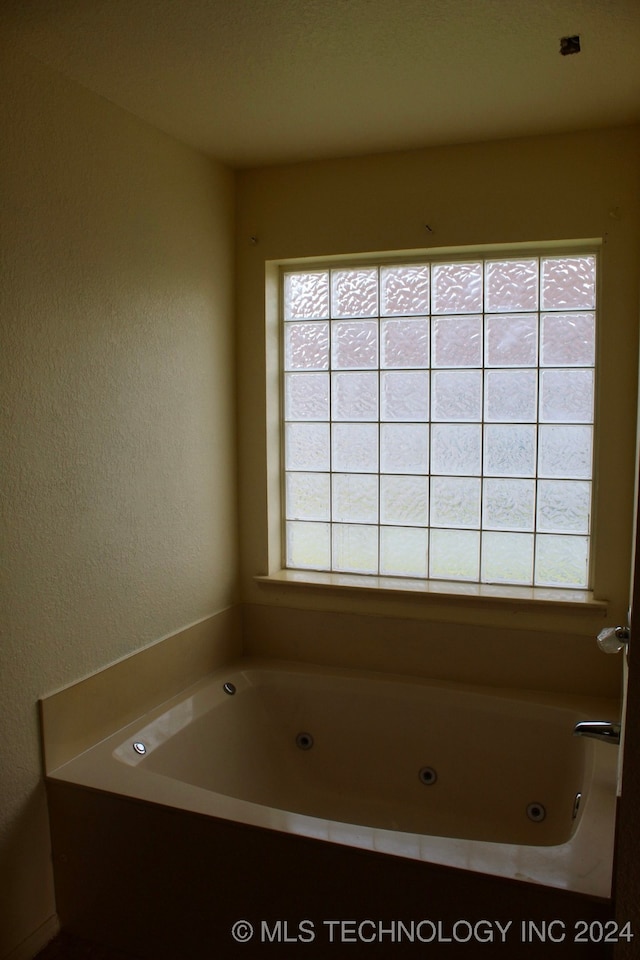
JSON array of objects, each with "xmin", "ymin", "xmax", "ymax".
[{"xmin": 282, "ymin": 252, "xmax": 597, "ymax": 591}]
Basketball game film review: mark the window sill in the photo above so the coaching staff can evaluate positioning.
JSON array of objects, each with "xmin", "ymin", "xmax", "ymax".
[{"xmin": 255, "ymin": 570, "xmax": 608, "ymax": 615}]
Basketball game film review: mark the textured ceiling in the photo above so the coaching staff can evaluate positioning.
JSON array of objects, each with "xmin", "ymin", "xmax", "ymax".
[{"xmin": 3, "ymin": 0, "xmax": 640, "ymax": 168}]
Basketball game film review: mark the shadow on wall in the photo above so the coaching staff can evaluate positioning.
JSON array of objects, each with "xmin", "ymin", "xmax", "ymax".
[{"xmin": 0, "ymin": 785, "xmax": 56, "ymax": 957}]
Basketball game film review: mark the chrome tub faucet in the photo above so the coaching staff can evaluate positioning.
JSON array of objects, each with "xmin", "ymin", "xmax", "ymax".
[{"xmin": 573, "ymin": 721, "xmax": 621, "ymax": 745}]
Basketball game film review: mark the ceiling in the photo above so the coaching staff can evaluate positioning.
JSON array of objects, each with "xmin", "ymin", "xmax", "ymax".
[{"xmin": 3, "ymin": 0, "xmax": 640, "ymax": 168}]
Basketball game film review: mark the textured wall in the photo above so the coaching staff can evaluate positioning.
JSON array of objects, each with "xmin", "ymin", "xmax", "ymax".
[
  {"xmin": 236, "ymin": 127, "xmax": 640, "ymax": 636},
  {"xmin": 0, "ymin": 44, "xmax": 237, "ymax": 958}
]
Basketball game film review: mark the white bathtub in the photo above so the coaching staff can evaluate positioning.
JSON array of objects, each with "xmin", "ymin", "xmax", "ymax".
[{"xmin": 46, "ymin": 658, "xmax": 619, "ymax": 899}]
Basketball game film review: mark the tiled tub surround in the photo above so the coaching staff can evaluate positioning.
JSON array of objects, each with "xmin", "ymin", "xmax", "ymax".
[{"xmin": 42, "ymin": 657, "xmax": 619, "ymax": 902}]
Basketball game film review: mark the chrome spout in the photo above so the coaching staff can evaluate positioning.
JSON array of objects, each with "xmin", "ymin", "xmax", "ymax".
[
  {"xmin": 596, "ymin": 625, "xmax": 630, "ymax": 654},
  {"xmin": 573, "ymin": 721, "xmax": 621, "ymax": 744}
]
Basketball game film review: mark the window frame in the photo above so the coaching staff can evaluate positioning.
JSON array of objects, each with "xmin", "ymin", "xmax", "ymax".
[{"xmin": 264, "ymin": 241, "xmax": 606, "ymax": 611}]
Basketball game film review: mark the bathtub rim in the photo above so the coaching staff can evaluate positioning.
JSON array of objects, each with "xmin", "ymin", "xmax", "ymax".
[{"xmin": 41, "ymin": 656, "xmax": 620, "ymax": 901}]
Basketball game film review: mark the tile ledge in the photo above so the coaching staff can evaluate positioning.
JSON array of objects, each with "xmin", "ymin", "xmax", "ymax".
[{"xmin": 255, "ymin": 570, "xmax": 608, "ymax": 614}]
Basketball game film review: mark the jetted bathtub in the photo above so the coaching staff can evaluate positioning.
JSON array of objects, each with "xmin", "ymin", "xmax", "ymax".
[{"xmin": 45, "ymin": 658, "xmax": 619, "ymax": 900}]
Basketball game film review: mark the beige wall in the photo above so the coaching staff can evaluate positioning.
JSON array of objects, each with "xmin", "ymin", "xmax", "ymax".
[
  {"xmin": 236, "ymin": 126, "xmax": 640, "ymax": 674},
  {"xmin": 0, "ymin": 45, "xmax": 237, "ymax": 958},
  {"xmin": 2, "ymin": 34, "xmax": 639, "ymax": 959}
]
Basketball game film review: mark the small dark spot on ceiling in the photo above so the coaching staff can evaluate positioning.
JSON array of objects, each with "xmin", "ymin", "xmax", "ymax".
[{"xmin": 560, "ymin": 35, "xmax": 581, "ymax": 56}]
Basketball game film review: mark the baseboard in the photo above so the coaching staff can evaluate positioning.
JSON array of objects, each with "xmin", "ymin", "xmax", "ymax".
[{"xmin": 2, "ymin": 915, "xmax": 60, "ymax": 960}]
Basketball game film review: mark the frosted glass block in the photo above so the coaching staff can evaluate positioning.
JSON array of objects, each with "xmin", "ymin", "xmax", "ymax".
[
  {"xmin": 430, "ymin": 477, "xmax": 480, "ymax": 528},
  {"xmin": 432, "ymin": 315, "xmax": 482, "ymax": 367},
  {"xmin": 537, "ymin": 480, "xmax": 591, "ymax": 534},
  {"xmin": 485, "ymin": 314, "xmax": 538, "ymax": 367},
  {"xmin": 381, "ymin": 371, "xmax": 429, "ymax": 421},
  {"xmin": 380, "ymin": 264, "xmax": 430, "ymax": 316},
  {"xmin": 432, "ymin": 262, "xmax": 483, "ymax": 315},
  {"xmin": 535, "ymin": 535, "xmax": 589, "ymax": 588},
  {"xmin": 380, "ymin": 475, "xmax": 429, "ymax": 525},
  {"xmin": 285, "ymin": 423, "xmax": 330, "ymax": 471},
  {"xmin": 431, "ymin": 424, "xmax": 482, "ymax": 476},
  {"xmin": 429, "ymin": 529, "xmax": 480, "ymax": 581},
  {"xmin": 541, "ymin": 256, "xmax": 596, "ymax": 311},
  {"xmin": 381, "ymin": 319, "xmax": 429, "ymax": 368},
  {"xmin": 332, "ymin": 523, "xmax": 378, "ymax": 574},
  {"xmin": 541, "ymin": 313, "xmax": 595, "ymax": 366},
  {"xmin": 332, "ymin": 423, "xmax": 378, "ymax": 472},
  {"xmin": 332, "ymin": 473, "xmax": 378, "ymax": 523},
  {"xmin": 481, "ymin": 532, "xmax": 534, "ymax": 585},
  {"xmin": 432, "ymin": 370, "xmax": 482, "ymax": 421},
  {"xmin": 285, "ymin": 373, "xmax": 329, "ymax": 421},
  {"xmin": 284, "ymin": 272, "xmax": 330, "ymax": 320},
  {"xmin": 482, "ymin": 478, "xmax": 535, "ymax": 531},
  {"xmin": 332, "ymin": 372, "xmax": 378, "ymax": 421},
  {"xmin": 538, "ymin": 425, "xmax": 593, "ymax": 479},
  {"xmin": 485, "ymin": 259, "xmax": 539, "ymax": 312},
  {"xmin": 380, "ymin": 526, "xmax": 428, "ymax": 577},
  {"xmin": 284, "ymin": 322, "xmax": 329, "ymax": 370},
  {"xmin": 286, "ymin": 521, "xmax": 331, "ymax": 570},
  {"xmin": 332, "ymin": 320, "xmax": 378, "ymax": 369},
  {"xmin": 540, "ymin": 369, "xmax": 593, "ymax": 423},
  {"xmin": 286, "ymin": 473, "xmax": 330, "ymax": 521},
  {"xmin": 483, "ymin": 425, "xmax": 536, "ymax": 477},
  {"xmin": 485, "ymin": 370, "xmax": 537, "ymax": 422},
  {"xmin": 331, "ymin": 268, "xmax": 378, "ymax": 318},
  {"xmin": 380, "ymin": 424, "xmax": 429, "ymax": 474}
]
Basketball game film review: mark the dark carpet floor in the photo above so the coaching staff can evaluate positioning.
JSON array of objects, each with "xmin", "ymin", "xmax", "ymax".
[{"xmin": 34, "ymin": 932, "xmax": 141, "ymax": 960}]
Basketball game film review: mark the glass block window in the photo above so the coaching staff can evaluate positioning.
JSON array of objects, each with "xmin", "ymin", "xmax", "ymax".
[{"xmin": 282, "ymin": 254, "xmax": 596, "ymax": 588}]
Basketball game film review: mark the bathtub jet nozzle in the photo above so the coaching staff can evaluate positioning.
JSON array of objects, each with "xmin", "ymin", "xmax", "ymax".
[
  {"xmin": 418, "ymin": 766, "xmax": 437, "ymax": 785},
  {"xmin": 526, "ymin": 802, "xmax": 546, "ymax": 823}
]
